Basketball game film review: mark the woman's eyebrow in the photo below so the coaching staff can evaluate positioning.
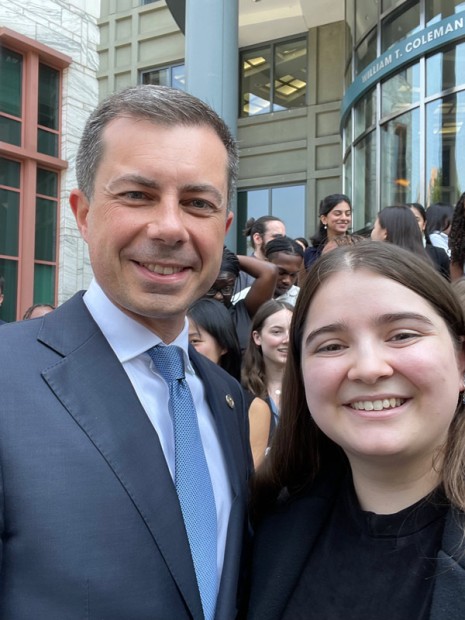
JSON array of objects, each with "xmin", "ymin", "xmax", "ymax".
[
  {"xmin": 373, "ymin": 312, "xmax": 435, "ymax": 328},
  {"xmin": 304, "ymin": 322, "xmax": 347, "ymax": 346}
]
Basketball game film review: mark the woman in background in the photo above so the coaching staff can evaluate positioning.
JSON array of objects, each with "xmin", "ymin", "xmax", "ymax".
[
  {"xmin": 407, "ymin": 203, "xmax": 450, "ymax": 279},
  {"xmin": 242, "ymin": 300, "xmax": 293, "ymax": 451},
  {"xmin": 371, "ymin": 205, "xmax": 430, "ymax": 262},
  {"xmin": 188, "ymin": 298, "xmax": 271, "ymax": 468},
  {"xmin": 304, "ymin": 194, "xmax": 352, "ymax": 269},
  {"xmin": 245, "ymin": 242, "xmax": 465, "ymax": 620}
]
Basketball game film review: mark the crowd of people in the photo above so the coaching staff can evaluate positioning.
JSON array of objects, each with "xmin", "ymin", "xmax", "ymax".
[{"xmin": 1, "ymin": 84, "xmax": 465, "ymax": 618}]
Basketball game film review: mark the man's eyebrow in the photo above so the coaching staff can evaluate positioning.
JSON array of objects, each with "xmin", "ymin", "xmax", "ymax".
[{"xmin": 181, "ymin": 183, "xmax": 224, "ymax": 205}]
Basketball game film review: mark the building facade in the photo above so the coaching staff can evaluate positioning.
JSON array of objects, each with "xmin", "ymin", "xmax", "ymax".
[{"xmin": 0, "ymin": 0, "xmax": 99, "ymax": 322}]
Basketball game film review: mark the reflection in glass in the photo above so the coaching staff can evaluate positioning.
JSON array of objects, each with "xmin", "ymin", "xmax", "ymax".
[
  {"xmin": 0, "ymin": 188, "xmax": 20, "ymax": 256},
  {"xmin": 381, "ymin": 1, "xmax": 421, "ymax": 52},
  {"xmin": 355, "ymin": 28, "xmax": 377, "ymax": 75},
  {"xmin": 427, "ymin": 43, "xmax": 465, "ymax": 97},
  {"xmin": 355, "ymin": 0, "xmax": 378, "ymax": 42},
  {"xmin": 355, "ymin": 87, "xmax": 376, "ymax": 138},
  {"xmin": 354, "ymin": 130, "xmax": 377, "ymax": 228},
  {"xmin": 381, "ymin": 108, "xmax": 421, "ymax": 207},
  {"xmin": 346, "ymin": 0, "xmax": 355, "ymax": 57},
  {"xmin": 0, "ymin": 47, "xmax": 22, "ymax": 118},
  {"xmin": 344, "ymin": 151, "xmax": 353, "ymax": 205},
  {"xmin": 0, "ymin": 258, "xmax": 18, "ymax": 323},
  {"xmin": 141, "ymin": 64, "xmax": 186, "ymax": 90},
  {"xmin": 35, "ymin": 198, "xmax": 57, "ymax": 262},
  {"xmin": 273, "ymin": 39, "xmax": 307, "ymax": 112},
  {"xmin": 426, "ymin": 0, "xmax": 465, "ymax": 24},
  {"xmin": 34, "ymin": 263, "xmax": 55, "ymax": 305},
  {"xmin": 38, "ymin": 64, "xmax": 59, "ymax": 130},
  {"xmin": 240, "ymin": 46, "xmax": 272, "ymax": 116},
  {"xmin": 381, "ymin": 62, "xmax": 420, "ymax": 117},
  {"xmin": 426, "ymin": 91, "xmax": 465, "ymax": 205}
]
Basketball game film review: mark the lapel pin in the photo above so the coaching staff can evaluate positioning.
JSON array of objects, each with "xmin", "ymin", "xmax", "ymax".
[{"xmin": 225, "ymin": 394, "xmax": 235, "ymax": 409}]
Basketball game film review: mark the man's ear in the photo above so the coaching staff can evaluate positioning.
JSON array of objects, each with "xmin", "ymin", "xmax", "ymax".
[
  {"xmin": 225, "ymin": 210, "xmax": 234, "ymax": 235},
  {"xmin": 69, "ymin": 189, "xmax": 90, "ymax": 242}
]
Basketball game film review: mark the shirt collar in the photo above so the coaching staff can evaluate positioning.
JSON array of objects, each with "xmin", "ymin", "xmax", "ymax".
[{"xmin": 83, "ymin": 279, "xmax": 194, "ymax": 373}]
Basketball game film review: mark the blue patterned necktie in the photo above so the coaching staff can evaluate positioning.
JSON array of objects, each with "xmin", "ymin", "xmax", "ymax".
[{"xmin": 148, "ymin": 344, "xmax": 217, "ymax": 620}]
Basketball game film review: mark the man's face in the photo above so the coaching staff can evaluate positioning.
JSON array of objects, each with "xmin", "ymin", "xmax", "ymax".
[
  {"xmin": 70, "ymin": 117, "xmax": 232, "ymax": 342},
  {"xmin": 268, "ymin": 252, "xmax": 302, "ymax": 296},
  {"xmin": 253, "ymin": 220, "xmax": 286, "ymax": 257}
]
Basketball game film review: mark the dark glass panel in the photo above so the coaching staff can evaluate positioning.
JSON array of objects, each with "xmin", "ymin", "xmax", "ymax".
[
  {"xmin": 33, "ymin": 263, "xmax": 55, "ymax": 305},
  {"xmin": 38, "ymin": 63, "xmax": 59, "ymax": 129},
  {"xmin": 0, "ymin": 47, "xmax": 22, "ymax": 118},
  {"xmin": 36, "ymin": 168, "xmax": 58, "ymax": 197},
  {"xmin": 355, "ymin": 87, "xmax": 377, "ymax": 138},
  {"xmin": 0, "ymin": 258, "xmax": 18, "ymax": 323},
  {"xmin": 0, "ymin": 158, "xmax": 20, "ymax": 188},
  {"xmin": 354, "ymin": 130, "xmax": 377, "ymax": 227},
  {"xmin": 355, "ymin": 28, "xmax": 377, "ymax": 75},
  {"xmin": 355, "ymin": 0, "xmax": 378, "ymax": 42},
  {"xmin": 35, "ymin": 197, "xmax": 57, "ymax": 262},
  {"xmin": 0, "ymin": 188, "xmax": 20, "ymax": 256},
  {"xmin": 37, "ymin": 128, "xmax": 58, "ymax": 156},
  {"xmin": 0, "ymin": 116, "xmax": 21, "ymax": 146}
]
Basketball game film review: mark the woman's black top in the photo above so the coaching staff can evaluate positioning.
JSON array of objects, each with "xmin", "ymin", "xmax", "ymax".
[{"xmin": 282, "ymin": 477, "xmax": 448, "ymax": 620}]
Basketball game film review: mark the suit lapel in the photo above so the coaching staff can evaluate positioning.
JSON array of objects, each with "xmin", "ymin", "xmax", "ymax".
[{"xmin": 39, "ymin": 294, "xmax": 204, "ymax": 620}]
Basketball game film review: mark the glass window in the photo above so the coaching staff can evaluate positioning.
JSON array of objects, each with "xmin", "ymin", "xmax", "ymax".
[
  {"xmin": 355, "ymin": 87, "xmax": 376, "ymax": 138},
  {"xmin": 38, "ymin": 64, "xmax": 59, "ymax": 129},
  {"xmin": 426, "ymin": 0, "xmax": 465, "ymax": 25},
  {"xmin": 236, "ymin": 185, "xmax": 306, "ymax": 253},
  {"xmin": 35, "ymin": 197, "xmax": 57, "ymax": 262},
  {"xmin": 427, "ymin": 43, "xmax": 465, "ymax": 98},
  {"xmin": 0, "ymin": 258, "xmax": 18, "ymax": 323},
  {"xmin": 354, "ymin": 130, "xmax": 377, "ymax": 227},
  {"xmin": 33, "ymin": 264, "xmax": 55, "ymax": 305},
  {"xmin": 381, "ymin": 62, "xmax": 420, "ymax": 117},
  {"xmin": 381, "ymin": 1, "xmax": 421, "ymax": 53},
  {"xmin": 381, "ymin": 107, "xmax": 421, "ymax": 206},
  {"xmin": 382, "ymin": 0, "xmax": 400, "ymax": 13},
  {"xmin": 37, "ymin": 128, "xmax": 59, "ymax": 157},
  {"xmin": 141, "ymin": 63, "xmax": 186, "ymax": 90},
  {"xmin": 273, "ymin": 38, "xmax": 307, "ymax": 112},
  {"xmin": 0, "ymin": 188, "xmax": 20, "ymax": 256},
  {"xmin": 240, "ymin": 36, "xmax": 307, "ymax": 117},
  {"xmin": 355, "ymin": 28, "xmax": 377, "ymax": 75},
  {"xmin": 0, "ymin": 47, "xmax": 22, "ymax": 118},
  {"xmin": 426, "ymin": 91, "xmax": 465, "ymax": 205},
  {"xmin": 37, "ymin": 168, "xmax": 58, "ymax": 197},
  {"xmin": 0, "ymin": 157, "xmax": 20, "ymax": 187},
  {"xmin": 344, "ymin": 151, "xmax": 353, "ymax": 204},
  {"xmin": 355, "ymin": 0, "xmax": 378, "ymax": 42},
  {"xmin": 346, "ymin": 0, "xmax": 355, "ymax": 55},
  {"xmin": 240, "ymin": 46, "xmax": 272, "ymax": 116}
]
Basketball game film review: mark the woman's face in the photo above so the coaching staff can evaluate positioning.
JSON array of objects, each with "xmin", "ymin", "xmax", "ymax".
[
  {"xmin": 253, "ymin": 308, "xmax": 293, "ymax": 367},
  {"xmin": 301, "ymin": 269, "xmax": 465, "ymax": 470},
  {"xmin": 320, "ymin": 201, "xmax": 352, "ymax": 239},
  {"xmin": 188, "ymin": 320, "xmax": 226, "ymax": 364},
  {"xmin": 410, "ymin": 206, "xmax": 426, "ymax": 233},
  {"xmin": 370, "ymin": 217, "xmax": 387, "ymax": 241}
]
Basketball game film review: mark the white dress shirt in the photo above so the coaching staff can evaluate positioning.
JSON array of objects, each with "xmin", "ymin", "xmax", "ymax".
[{"xmin": 83, "ymin": 279, "xmax": 232, "ymax": 586}]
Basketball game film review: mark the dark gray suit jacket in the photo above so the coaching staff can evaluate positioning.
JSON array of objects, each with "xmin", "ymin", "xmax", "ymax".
[
  {"xmin": 0, "ymin": 293, "xmax": 251, "ymax": 619},
  {"xmin": 246, "ymin": 475, "xmax": 465, "ymax": 620}
]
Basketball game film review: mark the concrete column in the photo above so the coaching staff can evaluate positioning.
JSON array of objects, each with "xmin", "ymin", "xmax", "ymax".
[{"xmin": 185, "ymin": 0, "xmax": 239, "ymax": 250}]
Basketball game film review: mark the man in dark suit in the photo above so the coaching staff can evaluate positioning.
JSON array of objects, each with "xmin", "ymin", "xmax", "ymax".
[{"xmin": 0, "ymin": 85, "xmax": 251, "ymax": 619}]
